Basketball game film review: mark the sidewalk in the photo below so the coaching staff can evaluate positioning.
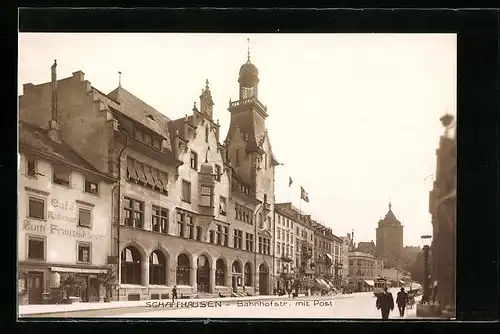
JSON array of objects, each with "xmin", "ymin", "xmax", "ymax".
[{"xmin": 19, "ymin": 293, "xmax": 353, "ymax": 317}]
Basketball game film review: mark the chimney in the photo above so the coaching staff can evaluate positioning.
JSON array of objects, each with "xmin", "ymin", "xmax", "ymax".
[{"xmin": 48, "ymin": 59, "xmax": 61, "ymax": 143}]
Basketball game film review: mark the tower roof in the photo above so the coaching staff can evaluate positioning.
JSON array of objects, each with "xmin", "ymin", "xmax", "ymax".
[
  {"xmin": 378, "ymin": 201, "xmax": 402, "ymax": 226},
  {"xmin": 238, "ymin": 38, "xmax": 259, "ymax": 87}
]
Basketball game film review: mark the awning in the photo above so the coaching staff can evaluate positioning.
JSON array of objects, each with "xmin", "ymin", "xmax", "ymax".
[
  {"xmin": 364, "ymin": 280, "xmax": 375, "ymax": 286},
  {"xmin": 51, "ymin": 266, "xmax": 108, "ymax": 274}
]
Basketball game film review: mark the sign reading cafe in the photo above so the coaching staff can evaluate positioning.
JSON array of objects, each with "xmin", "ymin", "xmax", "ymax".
[{"xmin": 48, "ymin": 198, "xmax": 79, "ymax": 223}]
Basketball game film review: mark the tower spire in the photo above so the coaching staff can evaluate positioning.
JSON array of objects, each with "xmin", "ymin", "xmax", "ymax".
[
  {"xmin": 118, "ymin": 71, "xmax": 122, "ymax": 87},
  {"xmin": 247, "ymin": 37, "xmax": 251, "ymax": 62},
  {"xmin": 388, "ymin": 198, "xmax": 392, "ymax": 211}
]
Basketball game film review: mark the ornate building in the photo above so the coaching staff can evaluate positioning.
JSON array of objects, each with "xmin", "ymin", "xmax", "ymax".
[
  {"xmin": 18, "ymin": 47, "xmax": 278, "ymax": 302},
  {"xmin": 375, "ymin": 202, "xmax": 404, "ymax": 268},
  {"xmin": 428, "ymin": 114, "xmax": 456, "ymax": 317}
]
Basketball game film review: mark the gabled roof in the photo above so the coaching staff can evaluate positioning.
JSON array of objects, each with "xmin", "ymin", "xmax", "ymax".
[
  {"xmin": 19, "ymin": 121, "xmax": 112, "ymax": 180},
  {"xmin": 106, "ymin": 86, "xmax": 171, "ymax": 140}
]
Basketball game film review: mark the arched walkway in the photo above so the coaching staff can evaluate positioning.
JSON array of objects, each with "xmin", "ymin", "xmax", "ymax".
[
  {"xmin": 259, "ymin": 263, "xmax": 269, "ymax": 295},
  {"xmin": 176, "ymin": 253, "xmax": 191, "ymax": 286},
  {"xmin": 244, "ymin": 262, "xmax": 253, "ymax": 287},
  {"xmin": 149, "ymin": 250, "xmax": 167, "ymax": 285},
  {"xmin": 215, "ymin": 259, "xmax": 226, "ymax": 286},
  {"xmin": 121, "ymin": 246, "xmax": 142, "ymax": 284},
  {"xmin": 231, "ymin": 260, "xmax": 243, "ymax": 292},
  {"xmin": 197, "ymin": 255, "xmax": 210, "ymax": 293}
]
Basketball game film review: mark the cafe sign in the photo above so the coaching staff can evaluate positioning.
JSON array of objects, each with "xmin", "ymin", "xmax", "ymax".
[
  {"xmin": 48, "ymin": 198, "xmax": 78, "ymax": 223},
  {"xmin": 22, "ymin": 220, "xmax": 106, "ymax": 241}
]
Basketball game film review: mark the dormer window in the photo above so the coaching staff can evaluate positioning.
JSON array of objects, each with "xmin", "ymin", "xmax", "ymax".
[
  {"xmin": 190, "ymin": 151, "xmax": 198, "ymax": 170},
  {"xmin": 147, "ymin": 114, "xmax": 155, "ymax": 121}
]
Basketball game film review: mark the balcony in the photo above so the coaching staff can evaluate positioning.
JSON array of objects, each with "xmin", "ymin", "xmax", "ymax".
[
  {"xmin": 231, "ymin": 175, "xmax": 255, "ymax": 198},
  {"xmin": 228, "ymin": 96, "xmax": 268, "ymax": 114}
]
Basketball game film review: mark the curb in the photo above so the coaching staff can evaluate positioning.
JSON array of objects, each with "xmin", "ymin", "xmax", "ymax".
[{"xmin": 20, "ymin": 294, "xmax": 353, "ymax": 317}]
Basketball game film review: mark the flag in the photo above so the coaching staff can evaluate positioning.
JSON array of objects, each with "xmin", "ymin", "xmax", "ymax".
[
  {"xmin": 289, "ymin": 177, "xmax": 293, "ymax": 187},
  {"xmin": 300, "ymin": 186, "xmax": 309, "ymax": 203}
]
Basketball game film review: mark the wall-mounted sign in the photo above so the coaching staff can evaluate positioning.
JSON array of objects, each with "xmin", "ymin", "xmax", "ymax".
[
  {"xmin": 48, "ymin": 198, "xmax": 78, "ymax": 223},
  {"xmin": 22, "ymin": 220, "xmax": 106, "ymax": 241}
]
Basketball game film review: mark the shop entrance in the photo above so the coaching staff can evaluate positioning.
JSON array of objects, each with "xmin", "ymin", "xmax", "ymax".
[
  {"xmin": 197, "ymin": 255, "xmax": 210, "ymax": 293},
  {"xmin": 27, "ymin": 272, "xmax": 44, "ymax": 304},
  {"xmin": 87, "ymin": 276, "xmax": 100, "ymax": 302},
  {"xmin": 259, "ymin": 264, "xmax": 269, "ymax": 295}
]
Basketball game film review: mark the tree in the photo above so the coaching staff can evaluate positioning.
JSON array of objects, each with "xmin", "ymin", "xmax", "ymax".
[
  {"xmin": 97, "ymin": 269, "xmax": 118, "ymax": 301},
  {"xmin": 59, "ymin": 273, "xmax": 87, "ymax": 300}
]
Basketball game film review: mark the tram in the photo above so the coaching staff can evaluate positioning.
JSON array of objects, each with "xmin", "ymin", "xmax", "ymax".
[{"xmin": 373, "ymin": 277, "xmax": 389, "ymax": 297}]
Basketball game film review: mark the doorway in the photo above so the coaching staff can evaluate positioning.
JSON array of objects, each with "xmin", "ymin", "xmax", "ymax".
[
  {"xmin": 259, "ymin": 264, "xmax": 269, "ymax": 295},
  {"xmin": 197, "ymin": 255, "xmax": 210, "ymax": 293},
  {"xmin": 27, "ymin": 272, "xmax": 44, "ymax": 304},
  {"xmin": 87, "ymin": 276, "xmax": 100, "ymax": 302}
]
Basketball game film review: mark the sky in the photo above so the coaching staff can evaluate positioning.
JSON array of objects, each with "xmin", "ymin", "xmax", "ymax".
[{"xmin": 18, "ymin": 33, "xmax": 456, "ymax": 247}]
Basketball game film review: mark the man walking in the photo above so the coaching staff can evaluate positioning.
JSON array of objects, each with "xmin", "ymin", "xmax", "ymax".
[
  {"xmin": 396, "ymin": 287, "xmax": 409, "ymax": 317},
  {"xmin": 172, "ymin": 285, "xmax": 178, "ymax": 303},
  {"xmin": 376, "ymin": 286, "xmax": 394, "ymax": 320}
]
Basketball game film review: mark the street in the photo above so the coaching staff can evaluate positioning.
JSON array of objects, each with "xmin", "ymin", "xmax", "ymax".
[{"xmin": 104, "ymin": 288, "xmax": 417, "ymax": 319}]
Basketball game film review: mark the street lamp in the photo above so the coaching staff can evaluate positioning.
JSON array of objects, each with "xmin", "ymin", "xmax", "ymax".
[{"xmin": 421, "ymin": 234, "xmax": 432, "ymax": 304}]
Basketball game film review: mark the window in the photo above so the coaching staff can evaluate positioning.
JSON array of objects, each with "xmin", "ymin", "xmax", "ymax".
[
  {"xmin": 84, "ymin": 177, "xmax": 99, "ymax": 195},
  {"xmin": 215, "ymin": 165, "xmax": 221, "ymax": 181},
  {"xmin": 149, "ymin": 250, "xmax": 166, "ymax": 285},
  {"xmin": 200, "ymin": 186, "xmax": 213, "ymax": 207},
  {"xmin": 78, "ymin": 208, "xmax": 92, "ymax": 228},
  {"xmin": 26, "ymin": 157, "xmax": 37, "ymax": 178},
  {"xmin": 144, "ymin": 133, "xmax": 152, "ymax": 146},
  {"xmin": 123, "ymin": 197, "xmax": 144, "ymax": 229},
  {"xmin": 153, "ymin": 137, "xmax": 161, "ymax": 150},
  {"xmin": 135, "ymin": 129, "xmax": 143, "ymax": 142},
  {"xmin": 53, "ymin": 166, "xmax": 70, "ymax": 187},
  {"xmin": 135, "ymin": 161, "xmax": 147, "ymax": 184},
  {"xmin": 216, "ymin": 224, "xmax": 222, "ymax": 245},
  {"xmin": 235, "ymin": 149, "xmax": 240, "ymax": 165},
  {"xmin": 245, "ymin": 233, "xmax": 254, "ymax": 252},
  {"xmin": 209, "ymin": 230, "xmax": 215, "ymax": 244},
  {"xmin": 152, "ymin": 206, "xmax": 168, "ymax": 234},
  {"xmin": 277, "ymin": 242, "xmax": 281, "ymax": 255},
  {"xmin": 196, "ymin": 226, "xmax": 202, "ymax": 241},
  {"xmin": 121, "ymin": 246, "xmax": 141, "ymax": 284},
  {"xmin": 244, "ymin": 263, "xmax": 252, "ymax": 286},
  {"xmin": 158, "ymin": 171, "xmax": 168, "ymax": 193},
  {"xmin": 28, "ymin": 196, "xmax": 45, "ymax": 220},
  {"xmin": 219, "ymin": 196, "xmax": 227, "ymax": 216},
  {"xmin": 77, "ymin": 242, "xmax": 91, "ymax": 263},
  {"xmin": 143, "ymin": 165, "xmax": 156, "ymax": 188},
  {"xmin": 205, "ymin": 126, "xmax": 209, "ymax": 143},
  {"xmin": 182, "ymin": 180, "xmax": 191, "ymax": 203},
  {"xmin": 215, "ymin": 259, "xmax": 226, "ymax": 286},
  {"xmin": 223, "ymin": 226, "xmax": 229, "ymax": 246},
  {"xmin": 233, "ymin": 229, "xmax": 243, "ymax": 249},
  {"xmin": 190, "ymin": 151, "xmax": 198, "ymax": 170},
  {"xmin": 258, "ymin": 237, "xmax": 262, "ymax": 253},
  {"xmin": 28, "ymin": 236, "xmax": 45, "ymax": 260},
  {"xmin": 176, "ymin": 210, "xmax": 193, "ymax": 239},
  {"xmin": 126, "ymin": 158, "xmax": 138, "ymax": 181},
  {"xmin": 176, "ymin": 254, "xmax": 190, "ymax": 285}
]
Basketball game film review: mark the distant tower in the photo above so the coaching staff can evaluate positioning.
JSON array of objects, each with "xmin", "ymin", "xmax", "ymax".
[{"xmin": 375, "ymin": 201, "xmax": 404, "ymax": 268}]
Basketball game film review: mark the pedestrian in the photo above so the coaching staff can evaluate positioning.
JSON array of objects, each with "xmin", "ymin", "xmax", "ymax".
[
  {"xmin": 431, "ymin": 281, "xmax": 438, "ymax": 304},
  {"xmin": 396, "ymin": 287, "xmax": 408, "ymax": 317},
  {"xmin": 172, "ymin": 285, "xmax": 178, "ymax": 303},
  {"xmin": 376, "ymin": 286, "xmax": 394, "ymax": 320}
]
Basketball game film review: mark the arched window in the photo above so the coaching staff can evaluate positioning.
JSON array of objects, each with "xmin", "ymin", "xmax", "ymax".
[
  {"xmin": 215, "ymin": 259, "xmax": 226, "ymax": 286},
  {"xmin": 176, "ymin": 253, "xmax": 190, "ymax": 285},
  {"xmin": 121, "ymin": 246, "xmax": 141, "ymax": 284},
  {"xmin": 232, "ymin": 261, "xmax": 241, "ymax": 274},
  {"xmin": 244, "ymin": 262, "xmax": 252, "ymax": 286},
  {"xmin": 149, "ymin": 250, "xmax": 166, "ymax": 285}
]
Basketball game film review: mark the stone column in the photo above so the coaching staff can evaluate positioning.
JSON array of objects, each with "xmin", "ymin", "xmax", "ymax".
[
  {"xmin": 190, "ymin": 267, "xmax": 196, "ymax": 290},
  {"xmin": 142, "ymin": 260, "xmax": 150, "ymax": 286},
  {"xmin": 210, "ymin": 268, "xmax": 216, "ymax": 293}
]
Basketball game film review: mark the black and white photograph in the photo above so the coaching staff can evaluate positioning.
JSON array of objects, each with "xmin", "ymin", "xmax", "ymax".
[{"xmin": 17, "ymin": 33, "xmax": 457, "ymax": 320}]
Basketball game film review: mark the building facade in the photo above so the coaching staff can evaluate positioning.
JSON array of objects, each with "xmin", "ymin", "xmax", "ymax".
[
  {"xmin": 428, "ymin": 114, "xmax": 456, "ymax": 316},
  {"xmin": 341, "ymin": 237, "xmax": 350, "ymax": 285},
  {"xmin": 312, "ymin": 221, "xmax": 334, "ymax": 281},
  {"xmin": 274, "ymin": 207, "xmax": 295, "ymax": 290},
  {"xmin": 348, "ymin": 251, "xmax": 378, "ymax": 292},
  {"xmin": 375, "ymin": 202, "xmax": 404, "ymax": 268},
  {"xmin": 18, "ymin": 119, "xmax": 115, "ymax": 305},
  {"xmin": 18, "ymin": 52, "xmax": 277, "ymax": 301}
]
